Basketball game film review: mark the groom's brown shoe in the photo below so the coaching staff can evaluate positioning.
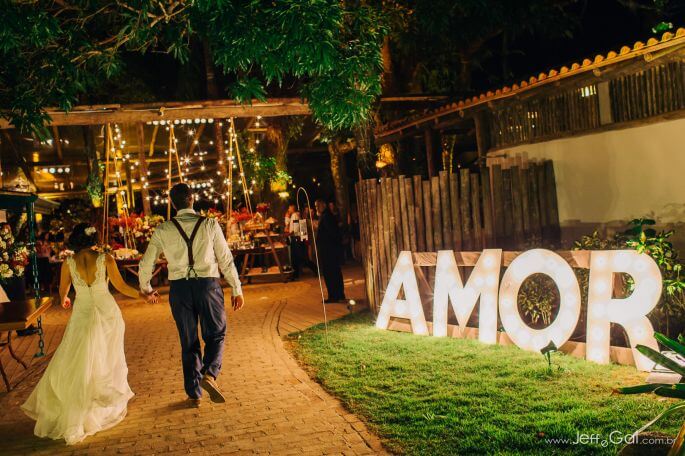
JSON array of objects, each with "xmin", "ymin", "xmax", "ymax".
[
  {"xmin": 200, "ymin": 375, "xmax": 226, "ymax": 403},
  {"xmin": 188, "ymin": 397, "xmax": 201, "ymax": 408}
]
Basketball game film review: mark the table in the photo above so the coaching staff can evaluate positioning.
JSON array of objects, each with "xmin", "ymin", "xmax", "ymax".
[
  {"xmin": 117, "ymin": 258, "xmax": 167, "ymax": 286},
  {"xmin": 234, "ymin": 232, "xmax": 292, "ymax": 283},
  {"xmin": 0, "ymin": 297, "xmax": 53, "ymax": 391}
]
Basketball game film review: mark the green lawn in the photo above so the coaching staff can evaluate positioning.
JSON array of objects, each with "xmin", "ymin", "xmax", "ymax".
[{"xmin": 288, "ymin": 312, "xmax": 681, "ymax": 455}]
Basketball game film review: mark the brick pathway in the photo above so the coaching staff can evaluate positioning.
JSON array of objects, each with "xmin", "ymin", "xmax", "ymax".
[{"xmin": 0, "ymin": 266, "xmax": 386, "ymax": 455}]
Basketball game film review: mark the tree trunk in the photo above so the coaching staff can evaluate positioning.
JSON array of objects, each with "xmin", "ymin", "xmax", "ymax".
[
  {"xmin": 381, "ymin": 35, "xmax": 395, "ymax": 95},
  {"xmin": 266, "ymin": 124, "xmax": 287, "ymax": 172},
  {"xmin": 328, "ymin": 140, "xmax": 350, "ymax": 227},
  {"xmin": 203, "ymin": 41, "xmax": 220, "ymax": 99}
]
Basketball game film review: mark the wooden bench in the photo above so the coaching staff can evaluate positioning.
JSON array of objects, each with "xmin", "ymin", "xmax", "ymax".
[{"xmin": 0, "ymin": 297, "xmax": 53, "ymax": 391}]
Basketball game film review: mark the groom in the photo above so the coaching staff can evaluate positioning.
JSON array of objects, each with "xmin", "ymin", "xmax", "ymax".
[{"xmin": 139, "ymin": 183, "xmax": 244, "ymax": 407}]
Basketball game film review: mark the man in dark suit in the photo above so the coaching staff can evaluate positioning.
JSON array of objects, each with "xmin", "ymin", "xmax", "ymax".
[{"xmin": 314, "ymin": 199, "xmax": 346, "ymax": 303}]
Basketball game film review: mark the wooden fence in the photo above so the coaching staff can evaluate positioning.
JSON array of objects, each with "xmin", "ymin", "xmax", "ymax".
[{"xmin": 354, "ymin": 161, "xmax": 560, "ymax": 312}]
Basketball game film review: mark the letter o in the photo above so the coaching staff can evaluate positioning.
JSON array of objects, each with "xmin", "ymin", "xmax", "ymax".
[{"xmin": 499, "ymin": 249, "xmax": 582, "ymax": 352}]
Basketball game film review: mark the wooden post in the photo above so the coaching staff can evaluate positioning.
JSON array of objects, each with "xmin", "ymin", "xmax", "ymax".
[
  {"xmin": 449, "ymin": 172, "xmax": 463, "ymax": 250},
  {"xmin": 502, "ymin": 168, "xmax": 514, "ymax": 249},
  {"xmin": 52, "ymin": 126, "xmax": 63, "ymax": 162},
  {"xmin": 491, "ymin": 164, "xmax": 505, "ymax": 244},
  {"xmin": 439, "ymin": 171, "xmax": 451, "ymax": 250},
  {"xmin": 424, "ymin": 129, "xmax": 436, "ymax": 178},
  {"xmin": 137, "ymin": 123, "xmax": 151, "ymax": 215},
  {"xmin": 459, "ymin": 169, "xmax": 472, "ymax": 250},
  {"xmin": 422, "ymin": 180, "xmax": 434, "ymax": 251},
  {"xmin": 480, "ymin": 166, "xmax": 494, "ymax": 247},
  {"xmin": 510, "ymin": 166, "xmax": 524, "ymax": 248},
  {"xmin": 167, "ymin": 126, "xmax": 173, "ymax": 219},
  {"xmin": 124, "ymin": 157, "xmax": 135, "ymax": 210},
  {"xmin": 413, "ymin": 175, "xmax": 426, "ymax": 252},
  {"xmin": 474, "ymin": 112, "xmax": 491, "ymax": 164},
  {"xmin": 470, "ymin": 173, "xmax": 483, "ymax": 249},
  {"xmin": 431, "ymin": 176, "xmax": 443, "ymax": 249}
]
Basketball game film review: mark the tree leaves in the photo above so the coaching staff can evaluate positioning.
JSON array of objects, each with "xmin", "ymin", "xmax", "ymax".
[{"xmin": 1, "ymin": 0, "xmax": 387, "ymax": 134}]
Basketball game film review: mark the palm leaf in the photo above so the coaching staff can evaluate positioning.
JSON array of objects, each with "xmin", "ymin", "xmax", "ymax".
[
  {"xmin": 655, "ymin": 333, "xmax": 685, "ymax": 357},
  {"xmin": 637, "ymin": 345, "xmax": 685, "ymax": 376},
  {"xmin": 631, "ymin": 403, "xmax": 685, "ymax": 440},
  {"xmin": 654, "ymin": 386, "xmax": 685, "ymax": 399},
  {"xmin": 616, "ymin": 384, "xmax": 667, "ymax": 394}
]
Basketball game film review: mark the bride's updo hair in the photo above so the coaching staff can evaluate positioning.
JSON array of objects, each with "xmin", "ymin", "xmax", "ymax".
[{"xmin": 68, "ymin": 223, "xmax": 98, "ymax": 251}]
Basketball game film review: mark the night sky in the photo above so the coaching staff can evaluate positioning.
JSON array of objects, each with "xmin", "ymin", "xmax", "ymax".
[{"xmin": 493, "ymin": 0, "xmax": 683, "ymax": 90}]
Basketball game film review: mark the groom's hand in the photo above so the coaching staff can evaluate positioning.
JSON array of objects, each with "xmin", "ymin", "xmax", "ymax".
[
  {"xmin": 144, "ymin": 290, "xmax": 160, "ymax": 304},
  {"xmin": 231, "ymin": 295, "xmax": 244, "ymax": 311}
]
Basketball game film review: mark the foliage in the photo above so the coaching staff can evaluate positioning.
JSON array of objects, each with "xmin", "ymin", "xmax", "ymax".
[
  {"xmin": 540, "ymin": 341, "xmax": 562, "ymax": 374},
  {"xmin": 386, "ymin": 0, "xmax": 580, "ymax": 92},
  {"xmin": 518, "ymin": 273, "xmax": 558, "ymax": 326},
  {"xmin": 616, "ymin": 332, "xmax": 685, "ymax": 454},
  {"xmin": 1, "ymin": 1, "xmax": 387, "ymax": 136},
  {"xmin": 573, "ymin": 219, "xmax": 685, "ymax": 336},
  {"xmin": 290, "ymin": 312, "xmax": 681, "ymax": 455},
  {"xmin": 86, "ymin": 162, "xmax": 104, "ymax": 208},
  {"xmin": 49, "ymin": 199, "xmax": 93, "ymax": 236}
]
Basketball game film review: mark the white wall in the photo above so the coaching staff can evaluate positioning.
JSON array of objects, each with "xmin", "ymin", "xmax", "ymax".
[{"xmin": 492, "ymin": 118, "xmax": 685, "ymax": 246}]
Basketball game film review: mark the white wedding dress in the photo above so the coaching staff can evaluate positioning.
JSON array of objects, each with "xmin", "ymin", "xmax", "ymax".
[{"xmin": 21, "ymin": 254, "xmax": 134, "ymax": 445}]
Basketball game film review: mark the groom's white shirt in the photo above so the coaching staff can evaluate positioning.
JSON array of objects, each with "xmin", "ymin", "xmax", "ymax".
[{"xmin": 138, "ymin": 208, "xmax": 242, "ymax": 296}]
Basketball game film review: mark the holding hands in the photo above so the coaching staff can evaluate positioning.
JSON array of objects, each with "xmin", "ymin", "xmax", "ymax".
[{"xmin": 142, "ymin": 290, "xmax": 160, "ymax": 304}]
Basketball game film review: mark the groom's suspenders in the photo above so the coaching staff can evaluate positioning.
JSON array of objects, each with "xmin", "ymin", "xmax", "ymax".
[{"xmin": 170, "ymin": 216, "xmax": 206, "ymax": 279}]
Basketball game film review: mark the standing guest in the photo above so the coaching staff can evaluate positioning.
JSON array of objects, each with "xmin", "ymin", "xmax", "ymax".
[
  {"xmin": 36, "ymin": 231, "xmax": 53, "ymax": 293},
  {"xmin": 284, "ymin": 204, "xmax": 302, "ymax": 278},
  {"xmin": 314, "ymin": 199, "xmax": 345, "ymax": 303},
  {"xmin": 328, "ymin": 201, "xmax": 341, "ymax": 224}
]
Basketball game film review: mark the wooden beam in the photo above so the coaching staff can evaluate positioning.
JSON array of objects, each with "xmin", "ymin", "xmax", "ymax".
[{"xmin": 0, "ymin": 98, "xmax": 310, "ymax": 129}]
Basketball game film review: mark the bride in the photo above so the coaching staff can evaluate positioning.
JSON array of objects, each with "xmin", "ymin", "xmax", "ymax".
[{"xmin": 21, "ymin": 223, "xmax": 157, "ymax": 445}]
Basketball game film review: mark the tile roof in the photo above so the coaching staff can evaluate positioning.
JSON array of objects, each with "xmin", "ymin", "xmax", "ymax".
[{"xmin": 376, "ymin": 28, "xmax": 685, "ymax": 138}]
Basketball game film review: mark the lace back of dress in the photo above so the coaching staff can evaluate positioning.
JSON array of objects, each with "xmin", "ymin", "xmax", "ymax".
[{"xmin": 68, "ymin": 254, "xmax": 106, "ymax": 288}]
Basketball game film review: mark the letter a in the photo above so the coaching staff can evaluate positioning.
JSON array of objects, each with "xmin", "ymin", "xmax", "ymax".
[
  {"xmin": 433, "ymin": 250, "xmax": 502, "ymax": 342},
  {"xmin": 376, "ymin": 251, "xmax": 428, "ymax": 335}
]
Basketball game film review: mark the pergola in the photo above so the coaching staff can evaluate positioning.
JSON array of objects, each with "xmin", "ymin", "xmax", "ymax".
[{"xmin": 0, "ymin": 98, "xmax": 310, "ymax": 215}]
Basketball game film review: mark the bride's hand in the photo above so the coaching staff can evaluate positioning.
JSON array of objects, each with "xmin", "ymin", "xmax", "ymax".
[
  {"xmin": 145, "ymin": 291, "xmax": 159, "ymax": 304},
  {"xmin": 62, "ymin": 297, "xmax": 71, "ymax": 309}
]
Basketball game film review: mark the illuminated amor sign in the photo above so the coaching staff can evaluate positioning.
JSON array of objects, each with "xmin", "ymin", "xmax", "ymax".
[{"xmin": 376, "ymin": 249, "xmax": 662, "ymax": 371}]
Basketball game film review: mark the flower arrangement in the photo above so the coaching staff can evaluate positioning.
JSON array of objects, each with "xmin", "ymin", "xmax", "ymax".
[
  {"xmin": 256, "ymin": 202, "xmax": 270, "ymax": 214},
  {"xmin": 233, "ymin": 211, "xmax": 253, "ymax": 223},
  {"xmin": 132, "ymin": 214, "xmax": 164, "ymax": 245},
  {"xmin": 0, "ymin": 224, "xmax": 30, "ymax": 281},
  {"xmin": 202, "ymin": 208, "xmax": 227, "ymax": 227}
]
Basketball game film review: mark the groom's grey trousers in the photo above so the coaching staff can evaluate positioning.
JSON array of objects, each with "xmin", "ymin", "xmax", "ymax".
[{"xmin": 169, "ymin": 277, "xmax": 226, "ymax": 399}]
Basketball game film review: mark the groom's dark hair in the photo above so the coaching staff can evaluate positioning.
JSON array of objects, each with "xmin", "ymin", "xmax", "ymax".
[{"xmin": 170, "ymin": 183, "xmax": 193, "ymax": 210}]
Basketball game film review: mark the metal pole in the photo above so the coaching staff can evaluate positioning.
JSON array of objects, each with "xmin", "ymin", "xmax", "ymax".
[{"xmin": 27, "ymin": 201, "xmax": 45, "ymax": 358}]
